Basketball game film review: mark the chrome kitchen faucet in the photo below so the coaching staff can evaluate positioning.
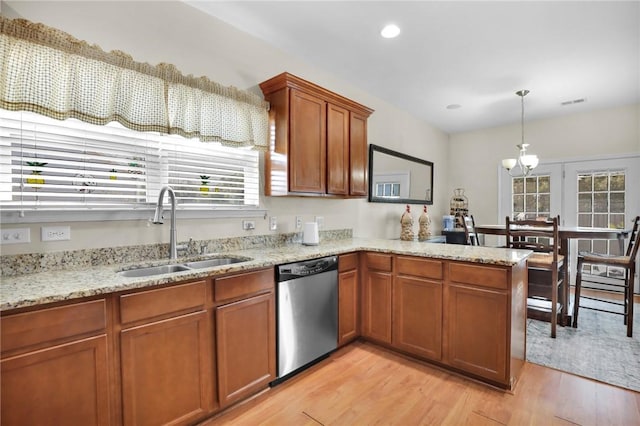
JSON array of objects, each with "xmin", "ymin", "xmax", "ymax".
[{"xmin": 152, "ymin": 185, "xmax": 183, "ymax": 260}]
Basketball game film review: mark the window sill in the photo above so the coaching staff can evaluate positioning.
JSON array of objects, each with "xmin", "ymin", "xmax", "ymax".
[{"xmin": 1, "ymin": 208, "xmax": 267, "ymax": 224}]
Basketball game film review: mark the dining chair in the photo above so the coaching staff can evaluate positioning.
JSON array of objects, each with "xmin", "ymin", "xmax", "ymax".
[
  {"xmin": 572, "ymin": 215, "xmax": 640, "ymax": 337},
  {"xmin": 506, "ymin": 215, "xmax": 564, "ymax": 338},
  {"xmin": 461, "ymin": 215, "xmax": 480, "ymax": 246}
]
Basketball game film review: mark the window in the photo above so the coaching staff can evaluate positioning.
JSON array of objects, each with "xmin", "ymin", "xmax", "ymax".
[
  {"xmin": 577, "ymin": 171, "xmax": 626, "ymax": 277},
  {"xmin": 0, "ymin": 110, "xmax": 259, "ymax": 213},
  {"xmin": 375, "ymin": 182, "xmax": 401, "ymax": 198},
  {"xmin": 371, "ymin": 171, "xmax": 409, "ymax": 199},
  {"xmin": 511, "ymin": 175, "xmax": 551, "ymax": 219}
]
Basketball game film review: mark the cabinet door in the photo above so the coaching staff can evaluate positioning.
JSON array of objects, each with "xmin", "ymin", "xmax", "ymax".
[
  {"xmin": 349, "ymin": 112, "xmax": 368, "ymax": 196},
  {"xmin": 393, "ymin": 275, "xmax": 442, "ymax": 360},
  {"xmin": 338, "ymin": 269, "xmax": 359, "ymax": 346},
  {"xmin": 120, "ymin": 311, "xmax": 212, "ymax": 426},
  {"xmin": 289, "ymin": 89, "xmax": 326, "ymax": 193},
  {"xmin": 362, "ymin": 270, "xmax": 392, "ymax": 344},
  {"xmin": 446, "ymin": 284, "xmax": 508, "ymax": 383},
  {"xmin": 1, "ymin": 335, "xmax": 110, "ymax": 426},
  {"xmin": 327, "ymin": 103, "xmax": 350, "ymax": 195},
  {"xmin": 216, "ymin": 292, "xmax": 276, "ymax": 407}
]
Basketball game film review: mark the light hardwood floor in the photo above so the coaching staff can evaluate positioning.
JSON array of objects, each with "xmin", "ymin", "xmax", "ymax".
[{"xmin": 201, "ymin": 341, "xmax": 640, "ymax": 426}]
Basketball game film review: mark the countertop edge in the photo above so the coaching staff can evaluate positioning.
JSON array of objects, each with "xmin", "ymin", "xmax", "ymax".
[{"xmin": 1, "ymin": 239, "xmax": 531, "ymax": 312}]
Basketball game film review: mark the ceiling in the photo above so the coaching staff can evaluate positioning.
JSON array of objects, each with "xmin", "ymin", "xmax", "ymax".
[{"xmin": 186, "ymin": 1, "xmax": 639, "ymax": 134}]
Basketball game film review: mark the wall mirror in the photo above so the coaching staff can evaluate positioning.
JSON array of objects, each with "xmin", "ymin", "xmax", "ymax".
[{"xmin": 368, "ymin": 144, "xmax": 434, "ymax": 204}]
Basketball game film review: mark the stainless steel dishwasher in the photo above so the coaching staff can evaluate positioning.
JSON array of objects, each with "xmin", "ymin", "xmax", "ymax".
[{"xmin": 274, "ymin": 256, "xmax": 338, "ymax": 382}]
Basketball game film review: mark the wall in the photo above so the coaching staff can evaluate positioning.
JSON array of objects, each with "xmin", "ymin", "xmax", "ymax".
[
  {"xmin": 0, "ymin": 0, "xmax": 450, "ymax": 255},
  {"xmin": 448, "ymin": 103, "xmax": 640, "ymax": 228}
]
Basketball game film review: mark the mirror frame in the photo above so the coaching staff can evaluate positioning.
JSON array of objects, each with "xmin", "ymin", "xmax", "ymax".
[{"xmin": 368, "ymin": 144, "xmax": 434, "ymax": 205}]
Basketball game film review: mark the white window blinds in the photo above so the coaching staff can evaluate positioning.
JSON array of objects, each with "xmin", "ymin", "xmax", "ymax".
[
  {"xmin": 162, "ymin": 135, "xmax": 259, "ymax": 207},
  {"xmin": 0, "ymin": 110, "xmax": 259, "ymax": 211}
]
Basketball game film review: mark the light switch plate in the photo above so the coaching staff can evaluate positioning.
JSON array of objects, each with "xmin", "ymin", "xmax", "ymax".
[
  {"xmin": 1, "ymin": 228, "xmax": 31, "ymax": 244},
  {"xmin": 270, "ymin": 216, "xmax": 278, "ymax": 231}
]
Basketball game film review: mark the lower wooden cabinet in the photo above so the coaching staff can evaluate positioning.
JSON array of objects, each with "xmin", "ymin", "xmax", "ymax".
[
  {"xmin": 393, "ymin": 275, "xmax": 442, "ymax": 360},
  {"xmin": 1, "ymin": 252, "xmax": 526, "ymax": 425},
  {"xmin": 1, "ymin": 299, "xmax": 110, "ymax": 426},
  {"xmin": 446, "ymin": 283, "xmax": 508, "ymax": 383},
  {"xmin": 393, "ymin": 256, "xmax": 443, "ymax": 361},
  {"xmin": 362, "ymin": 254, "xmax": 393, "ymax": 344},
  {"xmin": 1, "ymin": 335, "xmax": 110, "ymax": 426},
  {"xmin": 360, "ymin": 253, "xmax": 526, "ymax": 389},
  {"xmin": 338, "ymin": 253, "xmax": 359, "ymax": 346},
  {"xmin": 444, "ymin": 261, "xmax": 526, "ymax": 388},
  {"xmin": 216, "ymin": 292, "xmax": 276, "ymax": 407},
  {"xmin": 120, "ymin": 311, "xmax": 212, "ymax": 426}
]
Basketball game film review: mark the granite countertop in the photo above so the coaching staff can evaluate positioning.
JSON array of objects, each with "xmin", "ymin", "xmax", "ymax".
[{"xmin": 0, "ymin": 238, "xmax": 531, "ymax": 312}]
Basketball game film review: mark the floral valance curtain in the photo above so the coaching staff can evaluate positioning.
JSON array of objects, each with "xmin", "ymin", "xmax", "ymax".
[{"xmin": 0, "ymin": 17, "xmax": 269, "ymax": 149}]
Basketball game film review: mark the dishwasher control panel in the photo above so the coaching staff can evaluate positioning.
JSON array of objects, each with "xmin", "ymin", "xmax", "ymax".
[{"xmin": 277, "ymin": 256, "xmax": 338, "ymax": 281}]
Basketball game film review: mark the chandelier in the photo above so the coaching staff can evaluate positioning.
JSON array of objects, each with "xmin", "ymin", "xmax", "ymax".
[{"xmin": 501, "ymin": 90, "xmax": 539, "ymax": 177}]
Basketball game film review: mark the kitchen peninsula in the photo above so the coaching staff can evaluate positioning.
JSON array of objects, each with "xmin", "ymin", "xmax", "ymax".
[{"xmin": 1, "ymin": 236, "xmax": 530, "ymax": 426}]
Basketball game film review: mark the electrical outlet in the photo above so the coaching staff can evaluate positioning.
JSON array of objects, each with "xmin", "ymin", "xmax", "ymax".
[
  {"xmin": 269, "ymin": 216, "xmax": 278, "ymax": 231},
  {"xmin": 1, "ymin": 228, "xmax": 31, "ymax": 244},
  {"xmin": 242, "ymin": 220, "xmax": 256, "ymax": 231},
  {"xmin": 315, "ymin": 216, "xmax": 324, "ymax": 230},
  {"xmin": 41, "ymin": 226, "xmax": 71, "ymax": 241},
  {"xmin": 295, "ymin": 216, "xmax": 303, "ymax": 230}
]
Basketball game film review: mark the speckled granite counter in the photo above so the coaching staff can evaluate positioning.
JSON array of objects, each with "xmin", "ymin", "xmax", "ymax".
[{"xmin": 1, "ymin": 238, "xmax": 531, "ymax": 312}]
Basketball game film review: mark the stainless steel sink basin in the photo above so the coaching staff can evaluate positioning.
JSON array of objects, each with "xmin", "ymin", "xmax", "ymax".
[
  {"xmin": 118, "ymin": 256, "xmax": 250, "ymax": 277},
  {"xmin": 118, "ymin": 264, "xmax": 191, "ymax": 277},
  {"xmin": 182, "ymin": 257, "xmax": 247, "ymax": 269}
]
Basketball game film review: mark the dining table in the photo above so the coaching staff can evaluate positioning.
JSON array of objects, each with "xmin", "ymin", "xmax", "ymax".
[{"xmin": 474, "ymin": 224, "xmax": 631, "ymax": 324}]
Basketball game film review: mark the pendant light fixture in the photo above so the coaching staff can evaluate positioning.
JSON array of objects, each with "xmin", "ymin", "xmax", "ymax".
[{"xmin": 502, "ymin": 90, "xmax": 539, "ymax": 177}]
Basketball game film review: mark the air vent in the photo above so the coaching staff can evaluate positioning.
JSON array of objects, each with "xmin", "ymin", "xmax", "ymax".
[{"xmin": 561, "ymin": 98, "xmax": 587, "ymax": 106}]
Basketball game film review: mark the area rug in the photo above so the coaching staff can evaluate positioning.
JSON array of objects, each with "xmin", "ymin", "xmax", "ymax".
[{"xmin": 526, "ymin": 301, "xmax": 640, "ymax": 392}]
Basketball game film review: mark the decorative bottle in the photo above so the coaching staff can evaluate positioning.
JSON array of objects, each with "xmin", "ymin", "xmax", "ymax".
[
  {"xmin": 418, "ymin": 205, "xmax": 432, "ymax": 241},
  {"xmin": 400, "ymin": 204, "xmax": 414, "ymax": 241}
]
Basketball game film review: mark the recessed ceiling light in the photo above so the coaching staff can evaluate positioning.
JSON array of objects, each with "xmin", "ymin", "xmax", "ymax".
[
  {"xmin": 381, "ymin": 24, "xmax": 400, "ymax": 39},
  {"xmin": 446, "ymin": 104, "xmax": 461, "ymax": 110}
]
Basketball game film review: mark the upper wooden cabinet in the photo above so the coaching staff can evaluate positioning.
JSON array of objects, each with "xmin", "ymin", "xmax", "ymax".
[{"xmin": 260, "ymin": 72, "xmax": 374, "ymax": 197}]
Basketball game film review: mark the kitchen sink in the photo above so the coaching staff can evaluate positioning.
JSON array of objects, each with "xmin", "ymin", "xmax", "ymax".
[
  {"xmin": 182, "ymin": 257, "xmax": 247, "ymax": 269},
  {"xmin": 118, "ymin": 264, "xmax": 192, "ymax": 277},
  {"xmin": 118, "ymin": 256, "xmax": 251, "ymax": 277}
]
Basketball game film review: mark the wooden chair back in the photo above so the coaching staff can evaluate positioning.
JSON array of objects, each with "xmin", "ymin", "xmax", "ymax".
[
  {"xmin": 506, "ymin": 216, "xmax": 561, "ymax": 264},
  {"xmin": 506, "ymin": 215, "xmax": 564, "ymax": 338},
  {"xmin": 461, "ymin": 215, "xmax": 480, "ymax": 246},
  {"xmin": 573, "ymin": 215, "xmax": 640, "ymax": 337},
  {"xmin": 624, "ymin": 215, "xmax": 640, "ymax": 258}
]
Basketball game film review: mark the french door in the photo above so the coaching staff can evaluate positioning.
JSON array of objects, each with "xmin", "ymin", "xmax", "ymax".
[
  {"xmin": 499, "ymin": 154, "xmax": 640, "ymax": 291},
  {"xmin": 564, "ymin": 156, "xmax": 640, "ymax": 291}
]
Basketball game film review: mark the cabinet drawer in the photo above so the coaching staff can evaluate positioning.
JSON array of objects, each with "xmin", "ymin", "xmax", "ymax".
[
  {"xmin": 215, "ymin": 268, "xmax": 274, "ymax": 303},
  {"xmin": 339, "ymin": 252, "xmax": 359, "ymax": 272},
  {"xmin": 1, "ymin": 299, "xmax": 107, "ymax": 355},
  {"xmin": 397, "ymin": 256, "xmax": 443, "ymax": 280},
  {"xmin": 120, "ymin": 280, "xmax": 206, "ymax": 326},
  {"xmin": 365, "ymin": 252, "xmax": 392, "ymax": 272},
  {"xmin": 449, "ymin": 263, "xmax": 508, "ymax": 290}
]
